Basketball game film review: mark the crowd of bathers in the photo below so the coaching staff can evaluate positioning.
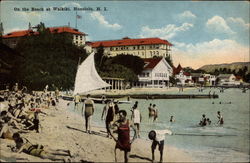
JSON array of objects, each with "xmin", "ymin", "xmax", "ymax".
[
  {"xmin": 0, "ymin": 85, "xmax": 72, "ymax": 161},
  {"xmin": 199, "ymin": 111, "xmax": 224, "ymax": 127}
]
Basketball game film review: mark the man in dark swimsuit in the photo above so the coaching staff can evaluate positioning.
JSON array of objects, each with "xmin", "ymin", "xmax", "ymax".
[
  {"xmin": 102, "ymin": 101, "xmax": 115, "ymax": 138},
  {"xmin": 82, "ymin": 94, "xmax": 95, "ymax": 134},
  {"xmin": 109, "ymin": 110, "xmax": 136, "ymax": 163}
]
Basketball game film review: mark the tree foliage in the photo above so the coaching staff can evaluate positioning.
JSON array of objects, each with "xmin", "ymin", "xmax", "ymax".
[
  {"xmin": 99, "ymin": 64, "xmax": 138, "ymax": 82},
  {"xmin": 94, "ymin": 52, "xmax": 144, "ymax": 81},
  {"xmin": 12, "ymin": 23, "xmax": 87, "ymax": 91},
  {"xmin": 165, "ymin": 54, "xmax": 173, "ymax": 67},
  {"xmin": 109, "ymin": 54, "xmax": 144, "ymax": 75}
]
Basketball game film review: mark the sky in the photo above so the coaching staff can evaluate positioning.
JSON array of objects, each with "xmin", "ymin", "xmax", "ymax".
[{"xmin": 1, "ymin": 0, "xmax": 249, "ymax": 69}]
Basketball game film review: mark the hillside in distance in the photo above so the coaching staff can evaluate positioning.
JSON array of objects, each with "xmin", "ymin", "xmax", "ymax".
[{"xmin": 199, "ymin": 62, "xmax": 250, "ymax": 73}]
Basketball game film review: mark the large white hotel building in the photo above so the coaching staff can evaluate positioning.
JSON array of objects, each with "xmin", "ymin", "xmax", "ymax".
[{"xmin": 88, "ymin": 37, "xmax": 173, "ymax": 58}]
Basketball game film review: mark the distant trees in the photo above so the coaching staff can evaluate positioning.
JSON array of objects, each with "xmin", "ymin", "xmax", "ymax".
[
  {"xmin": 183, "ymin": 67, "xmax": 206, "ymax": 74},
  {"xmin": 211, "ymin": 66, "xmax": 249, "ymax": 82}
]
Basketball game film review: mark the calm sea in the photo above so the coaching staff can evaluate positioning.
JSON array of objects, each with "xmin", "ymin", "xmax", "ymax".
[{"xmin": 68, "ymin": 88, "xmax": 250, "ymax": 162}]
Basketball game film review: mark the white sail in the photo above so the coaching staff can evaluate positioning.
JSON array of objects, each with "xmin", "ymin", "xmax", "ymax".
[{"xmin": 73, "ymin": 52, "xmax": 110, "ymax": 95}]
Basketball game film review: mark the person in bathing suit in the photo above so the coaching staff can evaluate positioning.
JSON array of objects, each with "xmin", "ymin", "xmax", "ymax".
[{"xmin": 109, "ymin": 110, "xmax": 136, "ymax": 163}]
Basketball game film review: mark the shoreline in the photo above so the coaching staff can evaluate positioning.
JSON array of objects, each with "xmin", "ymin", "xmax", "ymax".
[{"xmin": 0, "ymin": 98, "xmax": 195, "ymax": 162}]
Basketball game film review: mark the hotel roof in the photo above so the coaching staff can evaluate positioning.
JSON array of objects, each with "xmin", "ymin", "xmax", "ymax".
[
  {"xmin": 2, "ymin": 26, "xmax": 86, "ymax": 38},
  {"xmin": 89, "ymin": 37, "xmax": 173, "ymax": 48}
]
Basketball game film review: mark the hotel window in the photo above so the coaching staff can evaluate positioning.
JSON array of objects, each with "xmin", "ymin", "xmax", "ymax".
[
  {"xmin": 133, "ymin": 46, "xmax": 136, "ymax": 50},
  {"xmin": 141, "ymin": 46, "xmax": 144, "ymax": 49},
  {"xmin": 110, "ymin": 47, "xmax": 113, "ymax": 51},
  {"xmin": 156, "ymin": 51, "xmax": 159, "ymax": 55},
  {"xmin": 116, "ymin": 47, "xmax": 119, "ymax": 51},
  {"xmin": 147, "ymin": 73, "xmax": 149, "ymax": 77}
]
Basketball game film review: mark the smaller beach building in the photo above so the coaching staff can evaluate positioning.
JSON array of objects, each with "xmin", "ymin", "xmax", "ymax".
[
  {"xmin": 136, "ymin": 57, "xmax": 173, "ymax": 88},
  {"xmin": 217, "ymin": 74, "xmax": 239, "ymax": 85},
  {"xmin": 173, "ymin": 64, "xmax": 192, "ymax": 86},
  {"xmin": 203, "ymin": 74, "xmax": 216, "ymax": 86}
]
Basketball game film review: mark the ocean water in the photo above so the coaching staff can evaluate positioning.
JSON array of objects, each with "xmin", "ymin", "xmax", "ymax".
[{"xmin": 68, "ymin": 88, "xmax": 250, "ymax": 162}]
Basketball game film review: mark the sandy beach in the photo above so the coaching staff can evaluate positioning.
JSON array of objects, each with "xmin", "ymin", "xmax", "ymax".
[{"xmin": 0, "ymin": 97, "xmax": 195, "ymax": 162}]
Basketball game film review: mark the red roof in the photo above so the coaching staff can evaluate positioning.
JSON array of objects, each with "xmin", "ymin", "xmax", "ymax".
[
  {"xmin": 143, "ymin": 58, "xmax": 162, "ymax": 69},
  {"xmin": 2, "ymin": 26, "xmax": 86, "ymax": 38},
  {"xmin": 183, "ymin": 72, "xmax": 191, "ymax": 76},
  {"xmin": 173, "ymin": 64, "xmax": 183, "ymax": 75},
  {"xmin": 235, "ymin": 75, "xmax": 242, "ymax": 80},
  {"xmin": 89, "ymin": 37, "xmax": 173, "ymax": 48}
]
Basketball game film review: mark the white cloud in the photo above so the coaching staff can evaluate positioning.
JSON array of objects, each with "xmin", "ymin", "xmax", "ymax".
[
  {"xmin": 139, "ymin": 23, "xmax": 193, "ymax": 40},
  {"xmin": 17, "ymin": 11, "xmax": 54, "ymax": 27},
  {"xmin": 172, "ymin": 39, "xmax": 249, "ymax": 69},
  {"xmin": 227, "ymin": 17, "xmax": 250, "ymax": 29},
  {"xmin": 178, "ymin": 10, "xmax": 196, "ymax": 20},
  {"xmin": 90, "ymin": 12, "xmax": 122, "ymax": 30},
  {"xmin": 206, "ymin": 16, "xmax": 235, "ymax": 34},
  {"xmin": 2, "ymin": 10, "xmax": 54, "ymax": 34}
]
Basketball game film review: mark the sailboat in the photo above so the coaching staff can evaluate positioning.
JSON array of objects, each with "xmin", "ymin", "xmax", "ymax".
[
  {"xmin": 73, "ymin": 52, "xmax": 110, "ymax": 95},
  {"xmin": 62, "ymin": 52, "xmax": 110, "ymax": 102},
  {"xmin": 62, "ymin": 52, "xmax": 131, "ymax": 104}
]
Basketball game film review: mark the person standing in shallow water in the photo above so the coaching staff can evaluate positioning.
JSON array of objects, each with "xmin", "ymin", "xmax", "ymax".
[
  {"xmin": 82, "ymin": 94, "xmax": 95, "ymax": 134},
  {"xmin": 170, "ymin": 116, "xmax": 175, "ymax": 122},
  {"xmin": 109, "ymin": 110, "xmax": 136, "ymax": 163},
  {"xmin": 131, "ymin": 104, "xmax": 142, "ymax": 138},
  {"xmin": 199, "ymin": 114, "xmax": 207, "ymax": 126},
  {"xmin": 148, "ymin": 103, "xmax": 154, "ymax": 122},
  {"xmin": 217, "ymin": 111, "xmax": 224, "ymax": 125},
  {"xmin": 152, "ymin": 104, "xmax": 158, "ymax": 122}
]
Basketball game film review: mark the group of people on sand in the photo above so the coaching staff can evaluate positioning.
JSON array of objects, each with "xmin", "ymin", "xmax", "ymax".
[
  {"xmin": 0, "ymin": 84, "xmax": 72, "ymax": 162},
  {"xmin": 199, "ymin": 111, "xmax": 224, "ymax": 126},
  {"xmin": 78, "ymin": 96, "xmax": 172, "ymax": 163}
]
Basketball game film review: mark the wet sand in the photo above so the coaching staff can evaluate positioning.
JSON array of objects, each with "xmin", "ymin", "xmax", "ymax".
[{"xmin": 0, "ymin": 99, "xmax": 194, "ymax": 162}]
